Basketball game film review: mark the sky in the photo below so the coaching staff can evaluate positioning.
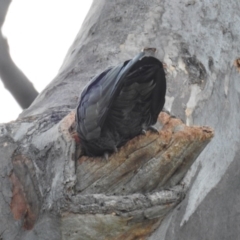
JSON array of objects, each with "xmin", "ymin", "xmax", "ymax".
[{"xmin": 0, "ymin": 0, "xmax": 93, "ymax": 123}]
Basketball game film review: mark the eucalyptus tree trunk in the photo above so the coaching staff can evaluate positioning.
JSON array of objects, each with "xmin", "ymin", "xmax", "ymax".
[{"xmin": 0, "ymin": 0, "xmax": 239, "ymax": 239}]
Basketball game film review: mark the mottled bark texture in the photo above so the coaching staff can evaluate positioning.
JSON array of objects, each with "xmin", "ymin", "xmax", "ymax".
[
  {"xmin": 0, "ymin": 110, "xmax": 212, "ymax": 240},
  {"xmin": 0, "ymin": 0, "xmax": 38, "ymax": 109},
  {"xmin": 0, "ymin": 0, "xmax": 238, "ymax": 239}
]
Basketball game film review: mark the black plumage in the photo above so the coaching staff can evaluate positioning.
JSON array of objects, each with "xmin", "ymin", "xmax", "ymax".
[{"xmin": 76, "ymin": 51, "xmax": 166, "ymax": 157}]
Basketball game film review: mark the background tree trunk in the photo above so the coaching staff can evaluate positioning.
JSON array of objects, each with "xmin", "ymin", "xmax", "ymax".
[
  {"xmin": 0, "ymin": 0, "xmax": 38, "ymax": 109},
  {"xmin": 0, "ymin": 0, "xmax": 239, "ymax": 239}
]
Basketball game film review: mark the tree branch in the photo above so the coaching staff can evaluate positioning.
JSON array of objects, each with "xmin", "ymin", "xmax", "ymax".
[{"xmin": 0, "ymin": 0, "xmax": 38, "ymax": 109}]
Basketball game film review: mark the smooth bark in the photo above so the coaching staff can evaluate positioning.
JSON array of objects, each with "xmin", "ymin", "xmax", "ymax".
[{"xmin": 0, "ymin": 0, "xmax": 238, "ymax": 239}]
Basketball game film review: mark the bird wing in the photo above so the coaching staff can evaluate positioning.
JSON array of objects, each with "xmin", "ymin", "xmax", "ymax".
[
  {"xmin": 128, "ymin": 56, "xmax": 166, "ymax": 125},
  {"xmin": 76, "ymin": 52, "xmax": 145, "ymax": 141},
  {"xmin": 106, "ymin": 56, "xmax": 166, "ymax": 137}
]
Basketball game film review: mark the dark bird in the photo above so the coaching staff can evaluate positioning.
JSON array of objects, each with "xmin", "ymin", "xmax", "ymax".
[{"xmin": 76, "ymin": 49, "xmax": 166, "ymax": 157}]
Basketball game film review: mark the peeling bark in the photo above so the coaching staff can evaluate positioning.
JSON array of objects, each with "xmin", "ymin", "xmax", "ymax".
[
  {"xmin": 2, "ymin": 0, "xmax": 238, "ymax": 239},
  {"xmin": 0, "ymin": 108, "xmax": 213, "ymax": 239}
]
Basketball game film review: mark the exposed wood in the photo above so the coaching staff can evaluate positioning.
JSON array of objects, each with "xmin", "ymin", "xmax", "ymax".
[
  {"xmin": 0, "ymin": 108, "xmax": 212, "ymax": 239},
  {"xmin": 3, "ymin": 0, "xmax": 239, "ymax": 238}
]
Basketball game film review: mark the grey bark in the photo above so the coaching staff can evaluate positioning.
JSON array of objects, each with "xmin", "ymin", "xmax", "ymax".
[
  {"xmin": 0, "ymin": 0, "xmax": 38, "ymax": 109},
  {"xmin": 0, "ymin": 0, "xmax": 238, "ymax": 239},
  {"xmin": 148, "ymin": 1, "xmax": 240, "ymax": 239}
]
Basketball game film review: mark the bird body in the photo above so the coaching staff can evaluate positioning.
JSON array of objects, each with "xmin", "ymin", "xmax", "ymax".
[{"xmin": 76, "ymin": 51, "xmax": 166, "ymax": 156}]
